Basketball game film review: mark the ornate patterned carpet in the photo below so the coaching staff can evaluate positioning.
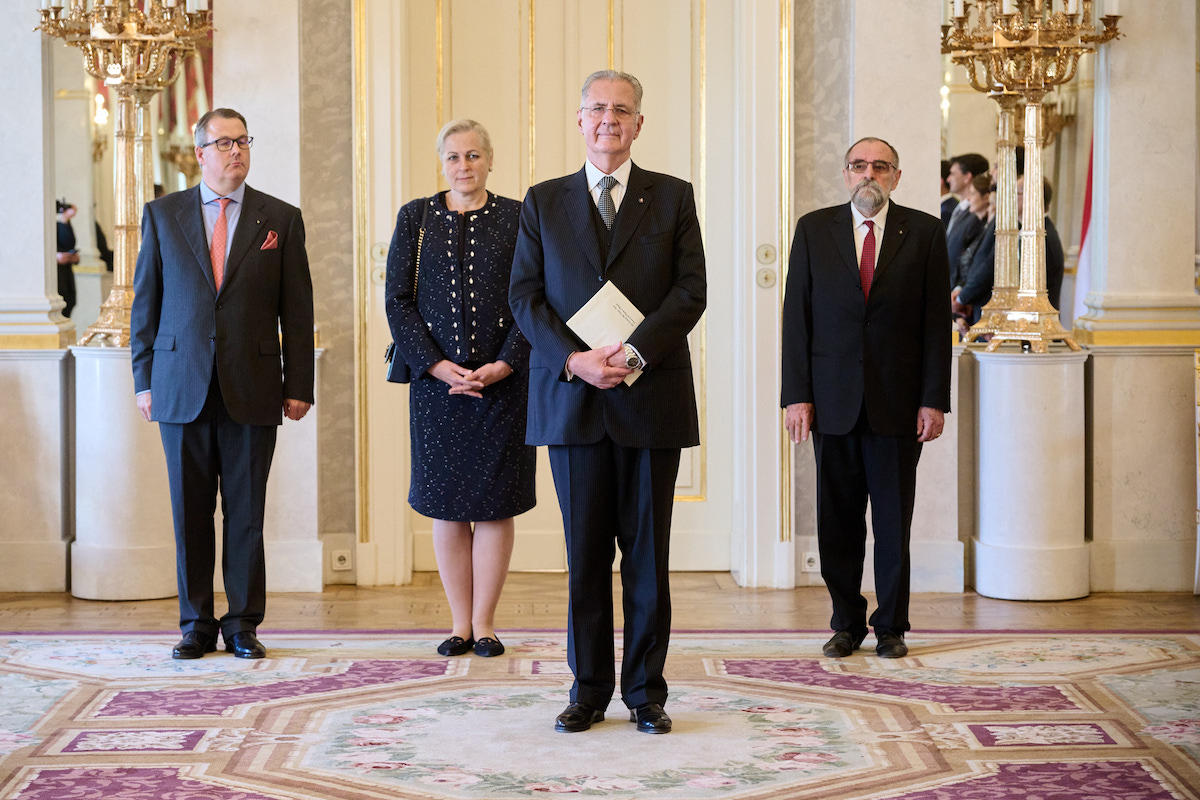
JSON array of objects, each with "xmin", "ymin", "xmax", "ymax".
[{"xmin": 1, "ymin": 630, "xmax": 1198, "ymax": 799}]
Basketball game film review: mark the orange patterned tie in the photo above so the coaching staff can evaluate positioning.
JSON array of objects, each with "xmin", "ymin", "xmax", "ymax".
[
  {"xmin": 859, "ymin": 219, "xmax": 876, "ymax": 303},
  {"xmin": 211, "ymin": 197, "xmax": 232, "ymax": 291}
]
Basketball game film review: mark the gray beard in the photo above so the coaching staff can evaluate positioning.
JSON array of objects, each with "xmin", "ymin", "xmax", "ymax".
[{"xmin": 851, "ymin": 179, "xmax": 888, "ymax": 216}]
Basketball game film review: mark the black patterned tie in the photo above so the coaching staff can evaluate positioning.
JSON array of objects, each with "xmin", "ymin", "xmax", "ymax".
[{"xmin": 597, "ymin": 175, "xmax": 617, "ymax": 230}]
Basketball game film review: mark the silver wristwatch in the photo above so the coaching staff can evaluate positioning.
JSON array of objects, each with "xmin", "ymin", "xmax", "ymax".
[{"xmin": 623, "ymin": 343, "xmax": 644, "ymax": 370}]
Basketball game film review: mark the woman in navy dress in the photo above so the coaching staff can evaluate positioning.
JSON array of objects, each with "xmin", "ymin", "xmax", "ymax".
[{"xmin": 385, "ymin": 119, "xmax": 535, "ymax": 658}]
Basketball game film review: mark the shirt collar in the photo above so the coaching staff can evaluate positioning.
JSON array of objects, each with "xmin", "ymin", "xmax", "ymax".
[
  {"xmin": 200, "ymin": 180, "xmax": 246, "ymax": 206},
  {"xmin": 850, "ymin": 198, "xmax": 890, "ymax": 232},
  {"xmin": 585, "ymin": 158, "xmax": 632, "ymax": 191}
]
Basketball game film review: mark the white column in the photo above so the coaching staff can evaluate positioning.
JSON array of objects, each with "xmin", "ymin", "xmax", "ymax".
[
  {"xmin": 1075, "ymin": 2, "xmax": 1199, "ymax": 341},
  {"xmin": 0, "ymin": 351, "xmax": 70, "ymax": 591},
  {"xmin": 0, "ymin": 20, "xmax": 73, "ymax": 347},
  {"xmin": 972, "ymin": 349, "xmax": 1089, "ymax": 600},
  {"xmin": 0, "ymin": 19, "xmax": 74, "ymax": 591},
  {"xmin": 1073, "ymin": 5, "xmax": 1200, "ymax": 591}
]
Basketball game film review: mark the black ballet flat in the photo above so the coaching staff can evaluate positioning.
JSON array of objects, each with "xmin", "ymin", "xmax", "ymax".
[
  {"xmin": 436, "ymin": 636, "xmax": 475, "ymax": 656},
  {"xmin": 474, "ymin": 637, "xmax": 505, "ymax": 657}
]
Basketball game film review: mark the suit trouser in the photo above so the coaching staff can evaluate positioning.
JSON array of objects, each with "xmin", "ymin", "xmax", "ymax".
[
  {"xmin": 158, "ymin": 376, "xmax": 277, "ymax": 641},
  {"xmin": 812, "ymin": 406, "xmax": 921, "ymax": 637},
  {"xmin": 548, "ymin": 438, "xmax": 680, "ymax": 710}
]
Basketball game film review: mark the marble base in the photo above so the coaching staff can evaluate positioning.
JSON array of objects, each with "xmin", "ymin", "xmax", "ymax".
[
  {"xmin": 1088, "ymin": 346, "xmax": 1198, "ymax": 591},
  {"xmin": 71, "ymin": 346, "xmax": 177, "ymax": 600},
  {"xmin": 0, "ymin": 350, "xmax": 70, "ymax": 592},
  {"xmin": 972, "ymin": 348, "xmax": 1089, "ymax": 601}
]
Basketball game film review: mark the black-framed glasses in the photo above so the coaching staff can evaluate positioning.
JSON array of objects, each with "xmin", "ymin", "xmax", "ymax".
[
  {"xmin": 581, "ymin": 104, "xmax": 636, "ymax": 121},
  {"xmin": 200, "ymin": 136, "xmax": 254, "ymax": 152},
  {"xmin": 846, "ymin": 160, "xmax": 896, "ymax": 174}
]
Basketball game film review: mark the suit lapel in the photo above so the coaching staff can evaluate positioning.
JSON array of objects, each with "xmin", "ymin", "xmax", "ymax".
[
  {"xmin": 174, "ymin": 186, "xmax": 216, "ymax": 294},
  {"xmin": 222, "ymin": 186, "xmax": 266, "ymax": 293},
  {"xmin": 874, "ymin": 203, "xmax": 907, "ymax": 282},
  {"xmin": 564, "ymin": 168, "xmax": 604, "ymax": 278},
  {"xmin": 832, "ymin": 204, "xmax": 858, "ymax": 277},
  {"xmin": 606, "ymin": 163, "xmax": 651, "ymax": 269}
]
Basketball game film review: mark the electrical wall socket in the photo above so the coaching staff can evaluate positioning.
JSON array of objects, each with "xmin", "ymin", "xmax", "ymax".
[
  {"xmin": 331, "ymin": 550, "xmax": 352, "ymax": 571},
  {"xmin": 801, "ymin": 552, "xmax": 820, "ymax": 572}
]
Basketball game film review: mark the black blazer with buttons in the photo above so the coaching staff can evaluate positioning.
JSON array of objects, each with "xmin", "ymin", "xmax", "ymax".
[
  {"xmin": 131, "ymin": 184, "xmax": 315, "ymax": 426},
  {"xmin": 509, "ymin": 162, "xmax": 706, "ymax": 449},
  {"xmin": 781, "ymin": 201, "xmax": 951, "ymax": 437},
  {"xmin": 385, "ymin": 191, "xmax": 529, "ymax": 376}
]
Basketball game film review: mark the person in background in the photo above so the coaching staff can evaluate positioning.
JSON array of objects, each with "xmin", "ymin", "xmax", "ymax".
[
  {"xmin": 944, "ymin": 153, "xmax": 989, "ymax": 280},
  {"xmin": 952, "ymin": 175, "xmax": 996, "ymax": 333},
  {"xmin": 55, "ymin": 200, "xmax": 79, "ymax": 318},
  {"xmin": 939, "ymin": 159, "xmax": 957, "ymax": 230},
  {"xmin": 385, "ymin": 119, "xmax": 535, "ymax": 660}
]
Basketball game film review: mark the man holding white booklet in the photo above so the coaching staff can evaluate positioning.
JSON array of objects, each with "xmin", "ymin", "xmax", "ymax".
[{"xmin": 509, "ymin": 69, "xmax": 707, "ymax": 735}]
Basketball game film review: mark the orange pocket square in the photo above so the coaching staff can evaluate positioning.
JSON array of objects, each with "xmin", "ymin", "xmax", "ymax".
[{"xmin": 261, "ymin": 231, "xmax": 279, "ymax": 250}]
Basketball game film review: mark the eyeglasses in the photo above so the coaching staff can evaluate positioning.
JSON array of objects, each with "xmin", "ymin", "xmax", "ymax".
[
  {"xmin": 846, "ymin": 160, "xmax": 896, "ymax": 174},
  {"xmin": 200, "ymin": 136, "xmax": 254, "ymax": 152},
  {"xmin": 581, "ymin": 104, "xmax": 637, "ymax": 121}
]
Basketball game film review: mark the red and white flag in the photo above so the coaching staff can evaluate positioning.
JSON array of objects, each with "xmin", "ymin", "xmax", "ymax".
[{"xmin": 1072, "ymin": 138, "xmax": 1094, "ymax": 322}]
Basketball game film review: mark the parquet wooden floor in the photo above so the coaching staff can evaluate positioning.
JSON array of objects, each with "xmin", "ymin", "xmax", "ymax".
[{"xmin": 0, "ymin": 573, "xmax": 1197, "ymax": 632}]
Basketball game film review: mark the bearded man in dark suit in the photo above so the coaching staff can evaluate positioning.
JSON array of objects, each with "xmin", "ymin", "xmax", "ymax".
[
  {"xmin": 510, "ymin": 70, "xmax": 706, "ymax": 735},
  {"xmin": 781, "ymin": 137, "xmax": 951, "ymax": 661},
  {"xmin": 131, "ymin": 108, "xmax": 314, "ymax": 661}
]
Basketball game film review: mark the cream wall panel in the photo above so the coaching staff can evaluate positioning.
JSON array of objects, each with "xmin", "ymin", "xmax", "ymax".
[{"xmin": 448, "ymin": 0, "xmax": 523, "ymax": 200}]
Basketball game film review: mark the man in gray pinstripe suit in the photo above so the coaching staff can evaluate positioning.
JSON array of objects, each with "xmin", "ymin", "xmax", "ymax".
[
  {"xmin": 131, "ymin": 108, "xmax": 314, "ymax": 662},
  {"xmin": 510, "ymin": 70, "xmax": 706, "ymax": 735}
]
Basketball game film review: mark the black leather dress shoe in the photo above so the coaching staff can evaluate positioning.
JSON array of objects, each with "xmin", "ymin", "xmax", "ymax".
[
  {"xmin": 630, "ymin": 703, "xmax": 672, "ymax": 734},
  {"xmin": 172, "ymin": 631, "xmax": 216, "ymax": 660},
  {"xmin": 822, "ymin": 630, "xmax": 866, "ymax": 658},
  {"xmin": 473, "ymin": 637, "xmax": 505, "ymax": 657},
  {"xmin": 436, "ymin": 636, "xmax": 475, "ymax": 656},
  {"xmin": 554, "ymin": 702, "xmax": 605, "ymax": 733},
  {"xmin": 875, "ymin": 631, "xmax": 908, "ymax": 658},
  {"xmin": 224, "ymin": 631, "xmax": 266, "ymax": 659}
]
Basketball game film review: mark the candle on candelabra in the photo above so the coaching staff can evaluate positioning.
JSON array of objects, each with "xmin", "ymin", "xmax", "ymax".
[
  {"xmin": 1002, "ymin": 0, "xmax": 1015, "ymax": 13},
  {"xmin": 1107, "ymin": 0, "xmax": 1118, "ymax": 14},
  {"xmin": 954, "ymin": 0, "xmax": 964, "ymax": 17},
  {"xmin": 1066, "ymin": 0, "xmax": 1078, "ymax": 13}
]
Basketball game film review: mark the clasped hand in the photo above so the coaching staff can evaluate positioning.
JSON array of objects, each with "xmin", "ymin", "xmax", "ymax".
[
  {"xmin": 568, "ymin": 342, "xmax": 632, "ymax": 389},
  {"xmin": 429, "ymin": 359, "xmax": 513, "ymax": 398}
]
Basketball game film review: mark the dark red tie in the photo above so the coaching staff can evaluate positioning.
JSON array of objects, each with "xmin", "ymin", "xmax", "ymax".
[{"xmin": 860, "ymin": 220, "xmax": 876, "ymax": 302}]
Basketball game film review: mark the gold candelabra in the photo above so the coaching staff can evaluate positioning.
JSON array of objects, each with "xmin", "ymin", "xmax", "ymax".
[
  {"xmin": 38, "ymin": 0, "xmax": 213, "ymax": 346},
  {"xmin": 162, "ymin": 137, "xmax": 200, "ymax": 185},
  {"xmin": 943, "ymin": 0, "xmax": 1120, "ymax": 352}
]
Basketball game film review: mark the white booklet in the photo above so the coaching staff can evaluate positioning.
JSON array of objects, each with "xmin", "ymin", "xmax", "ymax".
[{"xmin": 566, "ymin": 280, "xmax": 644, "ymax": 386}]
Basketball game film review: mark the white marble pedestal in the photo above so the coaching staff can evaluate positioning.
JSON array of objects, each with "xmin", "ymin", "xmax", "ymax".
[
  {"xmin": 972, "ymin": 347, "xmax": 1089, "ymax": 600},
  {"xmin": 0, "ymin": 350, "xmax": 71, "ymax": 591},
  {"xmin": 71, "ymin": 346, "xmax": 177, "ymax": 600}
]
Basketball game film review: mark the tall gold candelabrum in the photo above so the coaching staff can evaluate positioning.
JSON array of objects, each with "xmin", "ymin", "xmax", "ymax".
[
  {"xmin": 38, "ymin": 0, "xmax": 213, "ymax": 346},
  {"xmin": 942, "ymin": 0, "xmax": 1120, "ymax": 352}
]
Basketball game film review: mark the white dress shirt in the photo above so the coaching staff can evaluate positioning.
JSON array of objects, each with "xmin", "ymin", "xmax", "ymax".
[{"xmin": 850, "ymin": 199, "xmax": 890, "ymax": 265}]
